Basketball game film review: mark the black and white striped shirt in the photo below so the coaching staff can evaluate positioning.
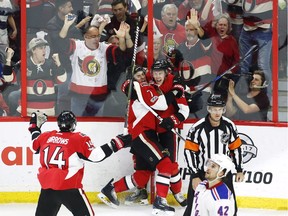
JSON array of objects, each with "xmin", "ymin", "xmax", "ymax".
[{"xmin": 184, "ymin": 115, "xmax": 243, "ymax": 178}]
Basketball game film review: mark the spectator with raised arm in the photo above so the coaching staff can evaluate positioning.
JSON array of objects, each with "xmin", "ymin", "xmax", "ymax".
[
  {"xmin": 200, "ymin": 13, "xmax": 240, "ymax": 101},
  {"xmin": 177, "ymin": 9, "xmax": 213, "ymax": 118},
  {"xmin": 46, "ymin": 0, "xmax": 92, "ymax": 114},
  {"xmin": 57, "ymin": 15, "xmax": 133, "ymax": 116},
  {"xmin": 17, "ymin": 38, "xmax": 67, "ymax": 116}
]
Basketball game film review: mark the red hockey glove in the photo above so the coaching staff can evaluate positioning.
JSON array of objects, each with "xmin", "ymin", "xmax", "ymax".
[
  {"xmin": 110, "ymin": 134, "xmax": 132, "ymax": 152},
  {"xmin": 159, "ymin": 114, "xmax": 181, "ymax": 131}
]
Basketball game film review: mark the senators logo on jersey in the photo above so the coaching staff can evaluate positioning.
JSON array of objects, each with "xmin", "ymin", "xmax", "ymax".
[{"xmin": 78, "ymin": 56, "xmax": 100, "ymax": 77}]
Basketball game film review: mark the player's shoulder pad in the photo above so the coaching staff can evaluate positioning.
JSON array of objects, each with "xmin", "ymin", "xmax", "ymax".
[
  {"xmin": 78, "ymin": 132, "xmax": 88, "ymax": 137},
  {"xmin": 211, "ymin": 183, "xmax": 231, "ymax": 200}
]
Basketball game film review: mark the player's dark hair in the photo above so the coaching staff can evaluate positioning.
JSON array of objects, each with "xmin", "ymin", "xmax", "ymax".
[
  {"xmin": 55, "ymin": 0, "xmax": 71, "ymax": 9},
  {"xmin": 111, "ymin": 0, "xmax": 127, "ymax": 7}
]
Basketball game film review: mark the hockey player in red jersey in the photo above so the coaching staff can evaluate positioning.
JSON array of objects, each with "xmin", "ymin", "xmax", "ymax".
[
  {"xmin": 28, "ymin": 110, "xmax": 131, "ymax": 216},
  {"xmin": 149, "ymin": 60, "xmax": 189, "ymax": 206},
  {"xmin": 98, "ymin": 66, "xmax": 184, "ymax": 215},
  {"xmin": 126, "ymin": 60, "xmax": 189, "ymax": 206}
]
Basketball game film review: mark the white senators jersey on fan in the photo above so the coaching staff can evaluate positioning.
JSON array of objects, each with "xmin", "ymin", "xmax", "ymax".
[
  {"xmin": 69, "ymin": 40, "xmax": 110, "ymax": 96},
  {"xmin": 191, "ymin": 180, "xmax": 235, "ymax": 216}
]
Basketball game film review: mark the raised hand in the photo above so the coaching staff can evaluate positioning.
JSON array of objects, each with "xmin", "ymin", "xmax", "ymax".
[
  {"xmin": 114, "ymin": 21, "xmax": 126, "ymax": 39},
  {"xmin": 187, "ymin": 8, "xmax": 199, "ymax": 28}
]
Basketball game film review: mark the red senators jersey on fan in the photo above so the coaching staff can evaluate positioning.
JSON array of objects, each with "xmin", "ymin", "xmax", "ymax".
[
  {"xmin": 127, "ymin": 82, "xmax": 168, "ymax": 139},
  {"xmin": 31, "ymin": 130, "xmax": 110, "ymax": 190}
]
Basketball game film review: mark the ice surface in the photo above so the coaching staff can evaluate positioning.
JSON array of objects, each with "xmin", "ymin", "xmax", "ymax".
[{"xmin": 0, "ymin": 203, "xmax": 287, "ymax": 216}]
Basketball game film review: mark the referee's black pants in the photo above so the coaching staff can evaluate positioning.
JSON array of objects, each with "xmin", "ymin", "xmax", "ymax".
[{"xmin": 183, "ymin": 171, "xmax": 238, "ymax": 216}]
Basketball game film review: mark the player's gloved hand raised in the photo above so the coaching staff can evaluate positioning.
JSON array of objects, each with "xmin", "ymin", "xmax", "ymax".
[
  {"xmin": 172, "ymin": 75, "xmax": 186, "ymax": 98},
  {"xmin": 173, "ymin": 75, "xmax": 185, "ymax": 86},
  {"xmin": 28, "ymin": 110, "xmax": 47, "ymax": 131},
  {"xmin": 171, "ymin": 84, "xmax": 185, "ymax": 98},
  {"xmin": 110, "ymin": 134, "xmax": 132, "ymax": 152}
]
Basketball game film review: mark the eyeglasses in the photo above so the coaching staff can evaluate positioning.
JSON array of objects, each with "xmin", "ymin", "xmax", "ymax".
[{"xmin": 85, "ymin": 35, "xmax": 100, "ymax": 39}]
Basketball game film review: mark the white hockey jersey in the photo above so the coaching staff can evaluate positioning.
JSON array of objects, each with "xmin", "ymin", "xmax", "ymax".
[
  {"xmin": 191, "ymin": 180, "xmax": 235, "ymax": 216},
  {"xmin": 69, "ymin": 40, "xmax": 110, "ymax": 96}
]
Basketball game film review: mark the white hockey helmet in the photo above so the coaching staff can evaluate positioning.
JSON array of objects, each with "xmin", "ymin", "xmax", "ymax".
[{"xmin": 209, "ymin": 154, "xmax": 234, "ymax": 178}]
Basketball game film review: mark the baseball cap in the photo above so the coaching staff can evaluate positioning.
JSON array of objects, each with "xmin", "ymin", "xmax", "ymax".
[{"xmin": 28, "ymin": 38, "xmax": 48, "ymax": 51}]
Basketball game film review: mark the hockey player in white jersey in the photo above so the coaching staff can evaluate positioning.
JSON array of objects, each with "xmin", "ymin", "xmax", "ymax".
[{"xmin": 191, "ymin": 154, "xmax": 235, "ymax": 216}]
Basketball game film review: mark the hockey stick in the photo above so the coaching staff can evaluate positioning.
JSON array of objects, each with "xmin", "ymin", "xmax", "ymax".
[
  {"xmin": 123, "ymin": 1, "xmax": 141, "ymax": 135},
  {"xmin": 133, "ymin": 81, "xmax": 186, "ymax": 141},
  {"xmin": 187, "ymin": 42, "xmax": 267, "ymax": 101}
]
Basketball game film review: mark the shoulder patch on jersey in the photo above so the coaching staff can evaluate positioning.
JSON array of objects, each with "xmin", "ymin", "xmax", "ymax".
[
  {"xmin": 150, "ymin": 96, "xmax": 158, "ymax": 103},
  {"xmin": 211, "ymin": 183, "xmax": 230, "ymax": 201}
]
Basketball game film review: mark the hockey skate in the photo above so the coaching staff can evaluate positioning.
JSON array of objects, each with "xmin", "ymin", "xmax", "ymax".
[
  {"xmin": 97, "ymin": 179, "xmax": 119, "ymax": 208},
  {"xmin": 124, "ymin": 188, "xmax": 149, "ymax": 206},
  {"xmin": 173, "ymin": 192, "xmax": 187, "ymax": 207},
  {"xmin": 152, "ymin": 196, "xmax": 175, "ymax": 216}
]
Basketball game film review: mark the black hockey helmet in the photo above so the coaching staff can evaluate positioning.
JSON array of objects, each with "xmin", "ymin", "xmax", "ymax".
[
  {"xmin": 207, "ymin": 93, "xmax": 226, "ymax": 107},
  {"xmin": 151, "ymin": 59, "xmax": 170, "ymax": 71},
  {"xmin": 57, "ymin": 110, "xmax": 77, "ymax": 132}
]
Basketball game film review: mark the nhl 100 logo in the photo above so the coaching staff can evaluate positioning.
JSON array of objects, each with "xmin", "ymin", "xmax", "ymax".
[{"xmin": 237, "ymin": 133, "xmax": 273, "ymax": 184}]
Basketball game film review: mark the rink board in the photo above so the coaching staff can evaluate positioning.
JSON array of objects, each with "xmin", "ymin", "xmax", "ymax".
[{"xmin": 0, "ymin": 122, "xmax": 287, "ymax": 210}]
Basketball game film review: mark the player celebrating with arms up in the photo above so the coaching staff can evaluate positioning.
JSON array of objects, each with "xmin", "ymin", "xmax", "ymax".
[{"xmin": 28, "ymin": 110, "xmax": 131, "ymax": 216}]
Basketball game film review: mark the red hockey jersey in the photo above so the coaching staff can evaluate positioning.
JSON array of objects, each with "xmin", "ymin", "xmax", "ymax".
[{"xmin": 32, "ymin": 130, "xmax": 108, "ymax": 190}]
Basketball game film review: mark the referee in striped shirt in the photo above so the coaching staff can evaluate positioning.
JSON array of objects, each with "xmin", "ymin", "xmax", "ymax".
[{"xmin": 184, "ymin": 93, "xmax": 245, "ymax": 216}]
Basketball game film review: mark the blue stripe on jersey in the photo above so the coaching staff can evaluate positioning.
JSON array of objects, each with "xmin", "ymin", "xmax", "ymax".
[{"xmin": 211, "ymin": 183, "xmax": 230, "ymax": 201}]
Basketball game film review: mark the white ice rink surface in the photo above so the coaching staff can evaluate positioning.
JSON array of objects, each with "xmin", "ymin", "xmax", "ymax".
[{"xmin": 0, "ymin": 204, "xmax": 287, "ymax": 216}]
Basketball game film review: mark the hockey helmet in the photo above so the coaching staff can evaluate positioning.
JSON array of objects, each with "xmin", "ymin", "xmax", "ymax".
[
  {"xmin": 151, "ymin": 59, "xmax": 170, "ymax": 72},
  {"xmin": 207, "ymin": 93, "xmax": 226, "ymax": 107},
  {"xmin": 209, "ymin": 154, "xmax": 234, "ymax": 177},
  {"xmin": 57, "ymin": 110, "xmax": 77, "ymax": 132}
]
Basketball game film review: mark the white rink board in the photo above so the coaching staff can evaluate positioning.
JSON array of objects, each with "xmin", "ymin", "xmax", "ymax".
[{"xmin": 0, "ymin": 122, "xmax": 287, "ymax": 200}]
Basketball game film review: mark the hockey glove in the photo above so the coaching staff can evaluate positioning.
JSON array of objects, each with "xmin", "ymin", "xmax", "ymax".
[
  {"xmin": 110, "ymin": 134, "xmax": 132, "ymax": 152},
  {"xmin": 173, "ymin": 75, "xmax": 185, "ymax": 86},
  {"xmin": 159, "ymin": 114, "xmax": 181, "ymax": 131},
  {"xmin": 171, "ymin": 84, "xmax": 185, "ymax": 98},
  {"xmin": 28, "ymin": 111, "xmax": 47, "ymax": 132}
]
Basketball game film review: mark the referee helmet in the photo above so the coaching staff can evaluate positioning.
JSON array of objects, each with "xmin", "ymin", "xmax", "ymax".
[{"xmin": 207, "ymin": 93, "xmax": 226, "ymax": 107}]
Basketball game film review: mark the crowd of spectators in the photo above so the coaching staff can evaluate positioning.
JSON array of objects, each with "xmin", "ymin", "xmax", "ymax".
[{"xmin": 0, "ymin": 0, "xmax": 286, "ymax": 122}]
